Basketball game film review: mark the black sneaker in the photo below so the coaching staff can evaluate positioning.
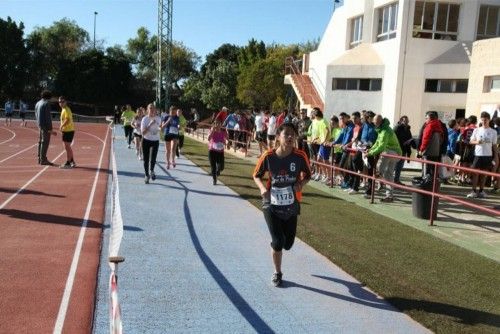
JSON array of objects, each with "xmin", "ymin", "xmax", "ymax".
[
  {"xmin": 144, "ymin": 175, "xmax": 150, "ymax": 184},
  {"xmin": 272, "ymin": 272, "xmax": 283, "ymax": 287},
  {"xmin": 59, "ymin": 162, "xmax": 72, "ymax": 169},
  {"xmin": 151, "ymin": 171, "xmax": 156, "ymax": 181}
]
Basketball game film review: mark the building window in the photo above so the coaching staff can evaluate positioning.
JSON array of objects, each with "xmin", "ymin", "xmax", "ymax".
[
  {"xmin": 477, "ymin": 6, "xmax": 500, "ymax": 40},
  {"xmin": 484, "ymin": 76, "xmax": 500, "ymax": 92},
  {"xmin": 425, "ymin": 79, "xmax": 468, "ymax": 93},
  {"xmin": 413, "ymin": 1, "xmax": 460, "ymax": 41},
  {"xmin": 377, "ymin": 2, "xmax": 399, "ymax": 41},
  {"xmin": 332, "ymin": 78, "xmax": 383, "ymax": 91},
  {"xmin": 350, "ymin": 16, "xmax": 363, "ymax": 48}
]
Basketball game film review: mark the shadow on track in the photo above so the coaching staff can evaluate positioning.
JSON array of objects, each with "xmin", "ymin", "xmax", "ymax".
[{"xmin": 157, "ymin": 163, "xmax": 275, "ymax": 333}]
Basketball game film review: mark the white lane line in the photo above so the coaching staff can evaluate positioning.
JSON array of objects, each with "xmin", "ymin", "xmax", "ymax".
[
  {"xmin": 0, "ymin": 144, "xmax": 37, "ymax": 164},
  {"xmin": 0, "ymin": 127, "xmax": 16, "ymax": 145},
  {"xmin": 0, "ymin": 150, "xmax": 66, "ymax": 210},
  {"xmin": 53, "ymin": 126, "xmax": 110, "ymax": 334}
]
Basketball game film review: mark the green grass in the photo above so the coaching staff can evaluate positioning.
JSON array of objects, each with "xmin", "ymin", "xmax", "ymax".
[{"xmin": 183, "ymin": 137, "xmax": 500, "ymax": 334}]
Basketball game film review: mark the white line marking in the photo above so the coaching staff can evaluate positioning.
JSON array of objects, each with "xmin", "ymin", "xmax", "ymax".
[
  {"xmin": 0, "ymin": 127, "xmax": 16, "ymax": 145},
  {"xmin": 53, "ymin": 126, "xmax": 110, "ymax": 334},
  {"xmin": 0, "ymin": 144, "xmax": 37, "ymax": 164},
  {"xmin": 0, "ymin": 150, "xmax": 66, "ymax": 210}
]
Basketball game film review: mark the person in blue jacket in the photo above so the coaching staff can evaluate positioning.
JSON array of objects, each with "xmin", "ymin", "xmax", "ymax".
[{"xmin": 333, "ymin": 112, "xmax": 354, "ymax": 188}]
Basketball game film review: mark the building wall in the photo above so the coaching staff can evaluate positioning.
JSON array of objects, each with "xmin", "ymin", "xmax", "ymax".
[
  {"xmin": 307, "ymin": 0, "xmax": 500, "ymax": 126},
  {"xmin": 466, "ymin": 37, "xmax": 500, "ymax": 117}
]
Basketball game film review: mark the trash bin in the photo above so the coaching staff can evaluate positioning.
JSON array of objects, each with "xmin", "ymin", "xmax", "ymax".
[{"xmin": 411, "ymin": 176, "xmax": 439, "ymax": 220}]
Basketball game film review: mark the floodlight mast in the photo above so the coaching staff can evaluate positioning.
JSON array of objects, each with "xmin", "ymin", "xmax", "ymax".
[{"xmin": 156, "ymin": 0, "xmax": 173, "ymax": 112}]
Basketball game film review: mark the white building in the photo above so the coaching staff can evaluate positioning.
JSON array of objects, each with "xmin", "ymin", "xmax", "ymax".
[{"xmin": 286, "ymin": 0, "xmax": 500, "ymax": 126}]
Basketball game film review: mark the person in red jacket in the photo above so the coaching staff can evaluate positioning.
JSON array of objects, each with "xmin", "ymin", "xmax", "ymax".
[
  {"xmin": 418, "ymin": 111, "xmax": 444, "ymax": 177},
  {"xmin": 214, "ymin": 106, "xmax": 229, "ymax": 123}
]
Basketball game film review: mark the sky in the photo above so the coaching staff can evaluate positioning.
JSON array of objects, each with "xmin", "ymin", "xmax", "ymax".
[{"xmin": 1, "ymin": 0, "xmax": 342, "ymax": 61}]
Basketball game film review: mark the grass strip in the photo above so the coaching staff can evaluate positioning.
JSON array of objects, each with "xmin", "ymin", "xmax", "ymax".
[{"xmin": 183, "ymin": 137, "xmax": 500, "ymax": 334}]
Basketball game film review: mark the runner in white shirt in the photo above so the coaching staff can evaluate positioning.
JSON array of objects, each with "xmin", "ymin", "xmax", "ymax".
[
  {"xmin": 267, "ymin": 113, "xmax": 277, "ymax": 149},
  {"xmin": 467, "ymin": 112, "xmax": 498, "ymax": 198},
  {"xmin": 141, "ymin": 103, "xmax": 161, "ymax": 184},
  {"xmin": 254, "ymin": 110, "xmax": 268, "ymax": 156}
]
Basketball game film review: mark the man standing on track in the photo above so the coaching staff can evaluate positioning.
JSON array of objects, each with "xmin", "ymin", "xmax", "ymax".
[
  {"xmin": 35, "ymin": 90, "xmax": 57, "ymax": 165},
  {"xmin": 4, "ymin": 99, "xmax": 13, "ymax": 126}
]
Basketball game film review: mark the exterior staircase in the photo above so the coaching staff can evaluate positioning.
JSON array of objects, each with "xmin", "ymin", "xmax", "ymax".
[{"xmin": 284, "ymin": 57, "xmax": 324, "ymax": 111}]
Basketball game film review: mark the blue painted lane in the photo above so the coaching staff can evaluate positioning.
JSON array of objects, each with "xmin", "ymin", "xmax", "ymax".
[{"xmin": 94, "ymin": 135, "xmax": 429, "ymax": 333}]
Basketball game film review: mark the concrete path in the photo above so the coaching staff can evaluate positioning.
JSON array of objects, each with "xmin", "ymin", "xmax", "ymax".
[{"xmin": 93, "ymin": 137, "xmax": 429, "ymax": 333}]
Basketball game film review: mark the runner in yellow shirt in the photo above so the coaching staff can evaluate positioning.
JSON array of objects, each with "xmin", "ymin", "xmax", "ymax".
[
  {"xmin": 121, "ymin": 104, "xmax": 135, "ymax": 148},
  {"xmin": 59, "ymin": 96, "xmax": 76, "ymax": 169}
]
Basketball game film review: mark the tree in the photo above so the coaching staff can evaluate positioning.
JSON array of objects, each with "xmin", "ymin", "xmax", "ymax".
[
  {"xmin": 54, "ymin": 49, "xmax": 132, "ymax": 105},
  {"xmin": 26, "ymin": 19, "xmax": 90, "ymax": 90},
  {"xmin": 127, "ymin": 27, "xmax": 199, "ymax": 99},
  {"xmin": 201, "ymin": 43, "xmax": 240, "ymax": 74},
  {"xmin": 0, "ymin": 17, "xmax": 29, "ymax": 100},
  {"xmin": 200, "ymin": 59, "xmax": 238, "ymax": 110},
  {"xmin": 237, "ymin": 45, "xmax": 299, "ymax": 109},
  {"xmin": 238, "ymin": 39, "xmax": 266, "ymax": 70}
]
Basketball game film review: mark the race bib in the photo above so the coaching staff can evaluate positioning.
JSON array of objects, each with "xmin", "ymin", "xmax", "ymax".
[
  {"xmin": 270, "ymin": 186, "xmax": 295, "ymax": 206},
  {"xmin": 169, "ymin": 126, "xmax": 179, "ymax": 135},
  {"xmin": 213, "ymin": 142, "xmax": 225, "ymax": 151}
]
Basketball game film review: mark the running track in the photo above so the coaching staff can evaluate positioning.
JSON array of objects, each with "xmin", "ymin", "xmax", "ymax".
[{"xmin": 0, "ymin": 121, "xmax": 110, "ymax": 333}]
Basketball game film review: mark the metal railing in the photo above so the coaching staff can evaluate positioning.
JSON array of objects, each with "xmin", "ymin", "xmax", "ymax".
[
  {"xmin": 188, "ymin": 121, "xmax": 254, "ymax": 158},
  {"xmin": 306, "ymin": 143, "xmax": 499, "ymax": 226}
]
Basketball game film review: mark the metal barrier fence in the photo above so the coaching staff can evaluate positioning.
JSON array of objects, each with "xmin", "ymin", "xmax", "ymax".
[
  {"xmin": 189, "ymin": 121, "xmax": 253, "ymax": 158},
  {"xmin": 307, "ymin": 146, "xmax": 500, "ymax": 226},
  {"xmin": 187, "ymin": 122, "xmax": 499, "ymax": 225}
]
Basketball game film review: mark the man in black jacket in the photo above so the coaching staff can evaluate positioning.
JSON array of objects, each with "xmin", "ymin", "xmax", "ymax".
[
  {"xmin": 35, "ymin": 90, "xmax": 57, "ymax": 165},
  {"xmin": 393, "ymin": 116, "xmax": 413, "ymax": 184}
]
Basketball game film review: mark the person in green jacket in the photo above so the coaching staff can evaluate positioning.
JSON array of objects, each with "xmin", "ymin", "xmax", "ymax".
[{"xmin": 363, "ymin": 115, "xmax": 402, "ymax": 202}]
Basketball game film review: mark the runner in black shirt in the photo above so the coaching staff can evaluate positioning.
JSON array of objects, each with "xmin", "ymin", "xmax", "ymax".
[{"xmin": 253, "ymin": 123, "xmax": 311, "ymax": 286}]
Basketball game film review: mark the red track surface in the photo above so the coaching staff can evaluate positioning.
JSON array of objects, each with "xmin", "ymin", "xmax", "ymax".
[{"xmin": 0, "ymin": 121, "xmax": 110, "ymax": 333}]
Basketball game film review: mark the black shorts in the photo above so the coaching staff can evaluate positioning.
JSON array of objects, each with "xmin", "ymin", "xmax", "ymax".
[
  {"xmin": 256, "ymin": 131, "xmax": 267, "ymax": 142},
  {"xmin": 263, "ymin": 207, "xmax": 298, "ymax": 252},
  {"xmin": 5, "ymin": 112, "xmax": 12, "ymax": 117},
  {"xmin": 20, "ymin": 112, "xmax": 26, "ymax": 120},
  {"xmin": 472, "ymin": 156, "xmax": 493, "ymax": 170},
  {"xmin": 62, "ymin": 131, "xmax": 75, "ymax": 143},
  {"xmin": 267, "ymin": 135, "xmax": 276, "ymax": 141},
  {"xmin": 227, "ymin": 129, "xmax": 236, "ymax": 141},
  {"xmin": 133, "ymin": 133, "xmax": 142, "ymax": 138},
  {"xmin": 164, "ymin": 133, "xmax": 179, "ymax": 142}
]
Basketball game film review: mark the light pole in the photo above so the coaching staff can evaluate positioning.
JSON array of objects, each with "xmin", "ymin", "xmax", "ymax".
[{"xmin": 93, "ymin": 11, "xmax": 98, "ymax": 49}]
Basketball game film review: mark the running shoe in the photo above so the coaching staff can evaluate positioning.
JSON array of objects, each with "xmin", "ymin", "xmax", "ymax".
[
  {"xmin": 272, "ymin": 272, "xmax": 283, "ymax": 287},
  {"xmin": 70, "ymin": 160, "xmax": 76, "ymax": 168},
  {"xmin": 477, "ymin": 191, "xmax": 486, "ymax": 199},
  {"xmin": 466, "ymin": 191, "xmax": 478, "ymax": 198},
  {"xmin": 348, "ymin": 189, "xmax": 358, "ymax": 195},
  {"xmin": 313, "ymin": 174, "xmax": 321, "ymax": 181},
  {"xmin": 59, "ymin": 162, "xmax": 72, "ymax": 169},
  {"xmin": 151, "ymin": 172, "xmax": 156, "ymax": 181},
  {"xmin": 40, "ymin": 160, "xmax": 54, "ymax": 166},
  {"xmin": 320, "ymin": 175, "xmax": 329, "ymax": 183},
  {"xmin": 144, "ymin": 175, "xmax": 150, "ymax": 184},
  {"xmin": 363, "ymin": 193, "xmax": 371, "ymax": 199},
  {"xmin": 380, "ymin": 196, "xmax": 394, "ymax": 202}
]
